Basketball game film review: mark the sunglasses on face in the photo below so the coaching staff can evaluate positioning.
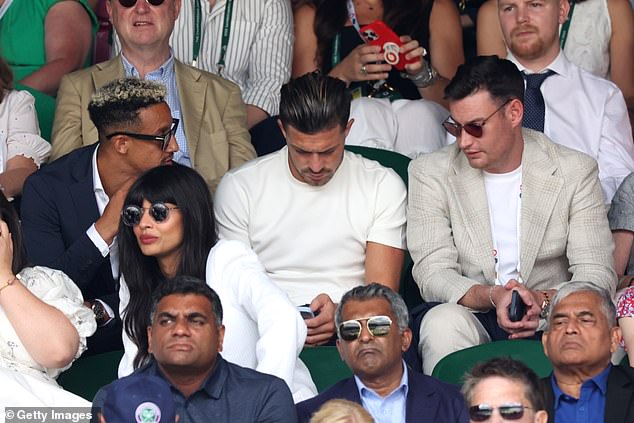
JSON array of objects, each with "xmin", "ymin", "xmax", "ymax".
[
  {"xmin": 338, "ymin": 315, "xmax": 393, "ymax": 341},
  {"xmin": 106, "ymin": 118, "xmax": 179, "ymax": 151},
  {"xmin": 121, "ymin": 202, "xmax": 179, "ymax": 226},
  {"xmin": 469, "ymin": 404, "xmax": 531, "ymax": 421},
  {"xmin": 117, "ymin": 0, "xmax": 165, "ymax": 7},
  {"xmin": 442, "ymin": 100, "xmax": 511, "ymax": 138}
]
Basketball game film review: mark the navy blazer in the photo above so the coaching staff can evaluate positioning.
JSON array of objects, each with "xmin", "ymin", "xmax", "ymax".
[
  {"xmin": 542, "ymin": 365, "xmax": 634, "ymax": 423},
  {"xmin": 21, "ymin": 144, "xmax": 122, "ymax": 353},
  {"xmin": 296, "ymin": 367, "xmax": 468, "ymax": 423}
]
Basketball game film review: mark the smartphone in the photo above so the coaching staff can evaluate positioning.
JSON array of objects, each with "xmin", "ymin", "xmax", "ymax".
[
  {"xmin": 359, "ymin": 20, "xmax": 419, "ymax": 71},
  {"xmin": 298, "ymin": 305, "xmax": 315, "ymax": 320},
  {"xmin": 508, "ymin": 290, "xmax": 527, "ymax": 322}
]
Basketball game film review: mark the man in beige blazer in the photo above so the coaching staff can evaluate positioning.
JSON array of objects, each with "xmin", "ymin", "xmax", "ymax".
[
  {"xmin": 50, "ymin": 0, "xmax": 255, "ymax": 191},
  {"xmin": 407, "ymin": 56, "xmax": 616, "ymax": 374}
]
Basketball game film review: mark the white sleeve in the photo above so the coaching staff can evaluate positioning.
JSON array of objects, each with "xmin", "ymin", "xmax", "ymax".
[
  {"xmin": 213, "ymin": 172, "xmax": 252, "ymax": 245},
  {"xmin": 117, "ymin": 275, "xmax": 137, "ymax": 378},
  {"xmin": 367, "ymin": 168, "xmax": 407, "ymax": 250},
  {"xmin": 206, "ymin": 240, "xmax": 306, "ymax": 390},
  {"xmin": 5, "ymin": 91, "xmax": 51, "ymax": 167}
]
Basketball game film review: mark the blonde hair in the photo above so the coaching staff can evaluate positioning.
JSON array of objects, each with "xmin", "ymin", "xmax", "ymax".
[{"xmin": 310, "ymin": 399, "xmax": 374, "ymax": 423}]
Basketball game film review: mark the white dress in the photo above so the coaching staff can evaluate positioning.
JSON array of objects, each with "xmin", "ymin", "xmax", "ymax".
[
  {"xmin": 0, "ymin": 266, "xmax": 97, "ymax": 408},
  {"xmin": 0, "ymin": 90, "xmax": 52, "ymax": 171},
  {"xmin": 118, "ymin": 239, "xmax": 318, "ymax": 402},
  {"xmin": 562, "ymin": 0, "xmax": 611, "ymax": 79}
]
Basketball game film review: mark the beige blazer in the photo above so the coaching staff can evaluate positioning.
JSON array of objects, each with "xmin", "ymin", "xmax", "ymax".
[
  {"xmin": 407, "ymin": 128, "xmax": 616, "ymax": 303},
  {"xmin": 51, "ymin": 56, "xmax": 255, "ymax": 191}
]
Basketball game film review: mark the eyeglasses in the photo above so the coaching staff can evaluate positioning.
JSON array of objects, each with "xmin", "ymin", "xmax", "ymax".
[
  {"xmin": 121, "ymin": 202, "xmax": 179, "ymax": 226},
  {"xmin": 338, "ymin": 315, "xmax": 393, "ymax": 341},
  {"xmin": 106, "ymin": 118, "xmax": 179, "ymax": 151},
  {"xmin": 442, "ymin": 100, "xmax": 511, "ymax": 138},
  {"xmin": 117, "ymin": 0, "xmax": 165, "ymax": 7},
  {"xmin": 469, "ymin": 404, "xmax": 532, "ymax": 421}
]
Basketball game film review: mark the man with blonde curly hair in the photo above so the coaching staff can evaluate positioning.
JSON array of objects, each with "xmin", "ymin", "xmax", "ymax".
[{"xmin": 21, "ymin": 78, "xmax": 179, "ymax": 354}]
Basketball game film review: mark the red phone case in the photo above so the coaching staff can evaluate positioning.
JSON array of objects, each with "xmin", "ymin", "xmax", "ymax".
[{"xmin": 359, "ymin": 20, "xmax": 418, "ymax": 71}]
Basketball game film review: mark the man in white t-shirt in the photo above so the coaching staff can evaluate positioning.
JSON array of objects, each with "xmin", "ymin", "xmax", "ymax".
[
  {"xmin": 214, "ymin": 72, "xmax": 407, "ymax": 346},
  {"xmin": 408, "ymin": 56, "xmax": 616, "ymax": 374}
]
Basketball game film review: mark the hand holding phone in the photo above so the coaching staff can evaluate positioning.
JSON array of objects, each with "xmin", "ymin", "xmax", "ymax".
[
  {"xmin": 298, "ymin": 304, "xmax": 315, "ymax": 320},
  {"xmin": 359, "ymin": 20, "xmax": 419, "ymax": 71},
  {"xmin": 508, "ymin": 290, "xmax": 527, "ymax": 322}
]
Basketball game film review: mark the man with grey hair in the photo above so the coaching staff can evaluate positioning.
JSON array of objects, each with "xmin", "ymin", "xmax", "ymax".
[
  {"xmin": 541, "ymin": 281, "xmax": 634, "ymax": 422},
  {"xmin": 50, "ymin": 0, "xmax": 255, "ymax": 192},
  {"xmin": 21, "ymin": 78, "xmax": 179, "ymax": 354},
  {"xmin": 214, "ymin": 72, "xmax": 407, "ymax": 347},
  {"xmin": 296, "ymin": 283, "xmax": 468, "ymax": 423},
  {"xmin": 462, "ymin": 357, "xmax": 548, "ymax": 423}
]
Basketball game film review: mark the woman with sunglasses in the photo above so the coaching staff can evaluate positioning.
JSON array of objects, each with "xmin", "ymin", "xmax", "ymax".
[
  {"xmin": 0, "ymin": 191, "xmax": 96, "ymax": 406},
  {"xmin": 117, "ymin": 164, "xmax": 317, "ymax": 402}
]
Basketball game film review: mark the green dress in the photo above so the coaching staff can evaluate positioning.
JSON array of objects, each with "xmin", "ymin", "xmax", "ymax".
[{"xmin": 0, "ymin": 0, "xmax": 97, "ymax": 83}]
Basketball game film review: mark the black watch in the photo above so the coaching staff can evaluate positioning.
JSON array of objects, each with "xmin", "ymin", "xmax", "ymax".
[{"xmin": 91, "ymin": 300, "xmax": 110, "ymax": 326}]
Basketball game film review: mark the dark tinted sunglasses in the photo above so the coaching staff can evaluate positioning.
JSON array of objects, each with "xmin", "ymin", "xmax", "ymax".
[
  {"xmin": 338, "ymin": 315, "xmax": 392, "ymax": 341},
  {"xmin": 118, "ymin": 0, "xmax": 165, "ymax": 7},
  {"xmin": 442, "ymin": 100, "xmax": 510, "ymax": 138},
  {"xmin": 469, "ymin": 404, "xmax": 531, "ymax": 421},
  {"xmin": 121, "ymin": 202, "xmax": 179, "ymax": 226},
  {"xmin": 106, "ymin": 118, "xmax": 179, "ymax": 151}
]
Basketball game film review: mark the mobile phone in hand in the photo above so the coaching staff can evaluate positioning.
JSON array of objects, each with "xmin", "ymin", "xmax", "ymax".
[
  {"xmin": 359, "ymin": 20, "xmax": 419, "ymax": 71},
  {"xmin": 298, "ymin": 305, "xmax": 315, "ymax": 320},
  {"xmin": 508, "ymin": 290, "xmax": 527, "ymax": 322}
]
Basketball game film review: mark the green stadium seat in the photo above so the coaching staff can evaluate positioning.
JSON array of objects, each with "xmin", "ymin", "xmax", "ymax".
[
  {"xmin": 300, "ymin": 346, "xmax": 352, "ymax": 392},
  {"xmin": 57, "ymin": 350, "xmax": 123, "ymax": 401}
]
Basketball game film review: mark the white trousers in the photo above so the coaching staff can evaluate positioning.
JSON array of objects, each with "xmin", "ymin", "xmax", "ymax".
[{"xmin": 346, "ymin": 97, "xmax": 449, "ymax": 159}]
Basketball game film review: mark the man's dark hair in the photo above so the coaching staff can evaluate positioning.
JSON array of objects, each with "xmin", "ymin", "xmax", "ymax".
[
  {"xmin": 445, "ymin": 56, "xmax": 525, "ymax": 104},
  {"xmin": 462, "ymin": 357, "xmax": 546, "ymax": 411},
  {"xmin": 279, "ymin": 71, "xmax": 351, "ymax": 133},
  {"xmin": 149, "ymin": 275, "xmax": 223, "ymax": 327},
  {"xmin": 88, "ymin": 78, "xmax": 167, "ymax": 138}
]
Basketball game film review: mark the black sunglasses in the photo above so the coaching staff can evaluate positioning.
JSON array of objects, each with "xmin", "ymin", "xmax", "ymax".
[
  {"xmin": 469, "ymin": 404, "xmax": 531, "ymax": 421},
  {"xmin": 338, "ymin": 315, "xmax": 392, "ymax": 341},
  {"xmin": 121, "ymin": 202, "xmax": 179, "ymax": 227},
  {"xmin": 118, "ymin": 0, "xmax": 165, "ymax": 7},
  {"xmin": 442, "ymin": 100, "xmax": 510, "ymax": 138},
  {"xmin": 106, "ymin": 118, "xmax": 179, "ymax": 151}
]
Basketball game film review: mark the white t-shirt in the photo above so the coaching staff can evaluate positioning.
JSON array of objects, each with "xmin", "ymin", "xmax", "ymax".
[
  {"xmin": 214, "ymin": 147, "xmax": 407, "ymax": 305},
  {"xmin": 484, "ymin": 167, "xmax": 522, "ymax": 285}
]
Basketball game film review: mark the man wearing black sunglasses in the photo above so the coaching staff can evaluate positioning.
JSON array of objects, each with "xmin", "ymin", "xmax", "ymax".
[
  {"xmin": 408, "ymin": 56, "xmax": 615, "ymax": 374},
  {"xmin": 296, "ymin": 284, "xmax": 468, "ymax": 423},
  {"xmin": 50, "ymin": 0, "xmax": 255, "ymax": 192},
  {"xmin": 21, "ymin": 78, "xmax": 179, "ymax": 355}
]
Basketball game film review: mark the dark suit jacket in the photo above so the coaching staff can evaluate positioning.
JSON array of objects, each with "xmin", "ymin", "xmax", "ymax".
[
  {"xmin": 296, "ymin": 367, "xmax": 468, "ymax": 423},
  {"xmin": 21, "ymin": 144, "xmax": 122, "ymax": 353},
  {"xmin": 542, "ymin": 365, "xmax": 634, "ymax": 423}
]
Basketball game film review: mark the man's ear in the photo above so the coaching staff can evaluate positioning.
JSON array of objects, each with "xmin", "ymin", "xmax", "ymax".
[
  {"xmin": 610, "ymin": 325, "xmax": 622, "ymax": 354},
  {"xmin": 343, "ymin": 119, "xmax": 354, "ymax": 138},
  {"xmin": 110, "ymin": 134, "xmax": 129, "ymax": 154},
  {"xmin": 558, "ymin": 0, "xmax": 571, "ymax": 25},
  {"xmin": 541, "ymin": 331, "xmax": 550, "ymax": 358},
  {"xmin": 217, "ymin": 324, "xmax": 225, "ymax": 353},
  {"xmin": 401, "ymin": 328, "xmax": 413, "ymax": 353},
  {"xmin": 508, "ymin": 98, "xmax": 524, "ymax": 128}
]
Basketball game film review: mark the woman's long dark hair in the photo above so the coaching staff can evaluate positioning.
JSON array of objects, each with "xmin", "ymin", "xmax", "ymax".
[
  {"xmin": 119, "ymin": 164, "xmax": 218, "ymax": 368},
  {"xmin": 313, "ymin": 0, "xmax": 432, "ymax": 69},
  {"xmin": 0, "ymin": 193, "xmax": 27, "ymax": 274}
]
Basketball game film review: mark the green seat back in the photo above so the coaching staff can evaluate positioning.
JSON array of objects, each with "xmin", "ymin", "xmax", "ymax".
[
  {"xmin": 57, "ymin": 350, "xmax": 124, "ymax": 401},
  {"xmin": 300, "ymin": 346, "xmax": 352, "ymax": 392},
  {"xmin": 14, "ymin": 83, "xmax": 55, "ymax": 142},
  {"xmin": 431, "ymin": 340, "xmax": 552, "ymax": 385}
]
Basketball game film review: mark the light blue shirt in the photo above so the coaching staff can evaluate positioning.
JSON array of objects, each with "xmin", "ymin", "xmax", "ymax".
[
  {"xmin": 121, "ymin": 53, "xmax": 191, "ymax": 166},
  {"xmin": 355, "ymin": 361, "xmax": 409, "ymax": 423}
]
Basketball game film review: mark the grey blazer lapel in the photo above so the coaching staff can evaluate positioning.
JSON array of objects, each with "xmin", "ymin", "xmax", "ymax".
[
  {"xmin": 518, "ymin": 132, "xmax": 563, "ymax": 280},
  {"xmin": 175, "ymin": 60, "xmax": 205, "ymax": 164},
  {"xmin": 449, "ymin": 153, "xmax": 496, "ymax": 283}
]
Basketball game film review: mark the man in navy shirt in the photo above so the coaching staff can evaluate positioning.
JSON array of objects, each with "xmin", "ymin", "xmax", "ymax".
[{"xmin": 541, "ymin": 281, "xmax": 634, "ymax": 423}]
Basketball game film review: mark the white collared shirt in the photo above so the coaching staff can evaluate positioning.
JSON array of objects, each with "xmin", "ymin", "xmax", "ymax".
[{"xmin": 508, "ymin": 51, "xmax": 634, "ymax": 203}]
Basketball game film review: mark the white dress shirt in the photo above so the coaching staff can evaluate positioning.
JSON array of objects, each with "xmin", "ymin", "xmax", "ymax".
[{"xmin": 509, "ymin": 52, "xmax": 634, "ymax": 203}]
